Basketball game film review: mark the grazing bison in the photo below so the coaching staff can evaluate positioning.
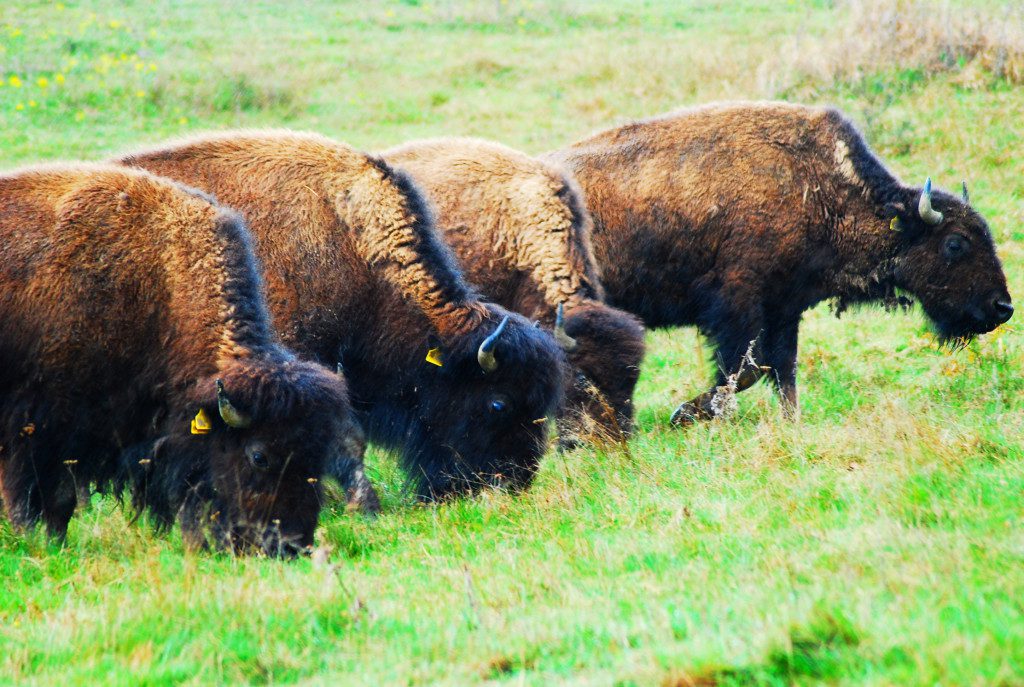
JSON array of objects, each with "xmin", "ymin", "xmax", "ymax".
[
  {"xmin": 547, "ymin": 102, "xmax": 1013, "ymax": 424},
  {"xmin": 118, "ymin": 131, "xmax": 564, "ymax": 499},
  {"xmin": 0, "ymin": 164, "xmax": 357, "ymax": 555},
  {"xmin": 382, "ymin": 138, "xmax": 645, "ymax": 445}
]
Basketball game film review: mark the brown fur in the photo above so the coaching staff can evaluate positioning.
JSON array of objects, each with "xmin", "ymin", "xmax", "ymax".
[
  {"xmin": 548, "ymin": 102, "xmax": 1012, "ymax": 423},
  {"xmin": 382, "ymin": 137, "xmax": 645, "ymax": 443},
  {"xmin": 117, "ymin": 131, "xmax": 565, "ymax": 498},
  {"xmin": 0, "ymin": 164, "xmax": 356, "ymax": 554}
]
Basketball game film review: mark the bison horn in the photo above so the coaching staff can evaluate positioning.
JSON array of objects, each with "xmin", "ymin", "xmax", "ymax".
[
  {"xmin": 216, "ymin": 379, "xmax": 252, "ymax": 429},
  {"xmin": 554, "ymin": 303, "xmax": 578, "ymax": 352},
  {"xmin": 477, "ymin": 315, "xmax": 509, "ymax": 374},
  {"xmin": 961, "ymin": 180, "xmax": 970, "ymax": 204},
  {"xmin": 918, "ymin": 177, "xmax": 944, "ymax": 225}
]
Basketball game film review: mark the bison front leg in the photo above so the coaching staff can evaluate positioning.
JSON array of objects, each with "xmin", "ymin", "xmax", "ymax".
[
  {"xmin": 0, "ymin": 443, "xmax": 77, "ymax": 541},
  {"xmin": 762, "ymin": 316, "xmax": 800, "ymax": 418},
  {"xmin": 670, "ymin": 310, "xmax": 766, "ymax": 427}
]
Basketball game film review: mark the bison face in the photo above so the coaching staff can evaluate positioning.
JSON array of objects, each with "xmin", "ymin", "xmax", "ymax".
[
  {"xmin": 200, "ymin": 414, "xmax": 348, "ymax": 557},
  {"xmin": 402, "ymin": 309, "xmax": 564, "ymax": 499},
  {"xmin": 554, "ymin": 302, "xmax": 645, "ymax": 447},
  {"xmin": 894, "ymin": 185, "xmax": 1013, "ymax": 342},
  {"xmin": 177, "ymin": 361, "xmax": 355, "ymax": 557}
]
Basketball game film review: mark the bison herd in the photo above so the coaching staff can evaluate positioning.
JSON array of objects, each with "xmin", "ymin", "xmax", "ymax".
[{"xmin": 0, "ymin": 101, "xmax": 1012, "ymax": 556}]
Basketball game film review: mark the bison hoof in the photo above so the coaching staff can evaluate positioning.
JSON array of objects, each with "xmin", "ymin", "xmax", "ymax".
[
  {"xmin": 345, "ymin": 480, "xmax": 382, "ymax": 517},
  {"xmin": 669, "ymin": 402, "xmax": 707, "ymax": 427}
]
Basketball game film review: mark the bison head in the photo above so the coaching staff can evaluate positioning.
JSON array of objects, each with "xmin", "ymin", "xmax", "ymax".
[
  {"xmin": 891, "ymin": 178, "xmax": 1013, "ymax": 342},
  {"xmin": 391, "ymin": 307, "xmax": 564, "ymax": 499},
  {"xmin": 131, "ymin": 357, "xmax": 357, "ymax": 557},
  {"xmin": 551, "ymin": 301, "xmax": 645, "ymax": 447}
]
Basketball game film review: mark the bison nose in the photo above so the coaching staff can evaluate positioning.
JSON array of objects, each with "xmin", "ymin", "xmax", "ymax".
[{"xmin": 993, "ymin": 297, "xmax": 1013, "ymax": 324}]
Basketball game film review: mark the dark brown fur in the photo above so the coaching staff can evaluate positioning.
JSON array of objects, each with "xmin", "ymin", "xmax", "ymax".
[
  {"xmin": 382, "ymin": 138, "xmax": 645, "ymax": 445},
  {"xmin": 548, "ymin": 102, "xmax": 1012, "ymax": 423},
  {"xmin": 0, "ymin": 164, "xmax": 356, "ymax": 555},
  {"xmin": 117, "ymin": 131, "xmax": 564, "ymax": 498}
]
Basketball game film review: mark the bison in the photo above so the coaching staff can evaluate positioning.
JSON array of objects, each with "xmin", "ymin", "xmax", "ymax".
[
  {"xmin": 547, "ymin": 102, "xmax": 1013, "ymax": 424},
  {"xmin": 117, "ymin": 131, "xmax": 564, "ymax": 499},
  {"xmin": 0, "ymin": 164, "xmax": 358, "ymax": 555},
  {"xmin": 381, "ymin": 138, "xmax": 645, "ymax": 445}
]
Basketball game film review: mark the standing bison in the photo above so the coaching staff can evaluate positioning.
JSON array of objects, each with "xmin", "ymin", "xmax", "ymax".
[
  {"xmin": 0, "ymin": 164, "xmax": 357, "ymax": 555},
  {"xmin": 118, "ymin": 131, "xmax": 564, "ymax": 499},
  {"xmin": 382, "ymin": 138, "xmax": 645, "ymax": 445},
  {"xmin": 548, "ymin": 101, "xmax": 1013, "ymax": 424}
]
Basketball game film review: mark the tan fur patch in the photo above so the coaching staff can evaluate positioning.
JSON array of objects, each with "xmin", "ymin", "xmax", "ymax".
[{"xmin": 833, "ymin": 139, "xmax": 862, "ymax": 187}]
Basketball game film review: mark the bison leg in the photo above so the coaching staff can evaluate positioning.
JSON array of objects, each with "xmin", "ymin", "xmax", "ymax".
[
  {"xmin": 670, "ymin": 316, "xmax": 766, "ymax": 427},
  {"xmin": 324, "ymin": 415, "xmax": 381, "ymax": 516},
  {"xmin": 0, "ymin": 448, "xmax": 76, "ymax": 541},
  {"xmin": 762, "ymin": 316, "xmax": 800, "ymax": 417},
  {"xmin": 41, "ymin": 478, "xmax": 77, "ymax": 542}
]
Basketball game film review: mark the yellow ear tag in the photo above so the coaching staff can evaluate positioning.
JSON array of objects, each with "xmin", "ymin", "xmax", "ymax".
[
  {"xmin": 890, "ymin": 216, "xmax": 900, "ymax": 231},
  {"xmin": 191, "ymin": 408, "xmax": 213, "ymax": 435},
  {"xmin": 425, "ymin": 347, "xmax": 444, "ymax": 367}
]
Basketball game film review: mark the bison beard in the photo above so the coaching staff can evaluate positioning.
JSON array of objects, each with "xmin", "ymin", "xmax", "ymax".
[
  {"xmin": 117, "ymin": 131, "xmax": 565, "ymax": 500},
  {"xmin": 380, "ymin": 137, "xmax": 645, "ymax": 447},
  {"xmin": 0, "ymin": 164, "xmax": 357, "ymax": 555},
  {"xmin": 547, "ymin": 102, "xmax": 1013, "ymax": 424}
]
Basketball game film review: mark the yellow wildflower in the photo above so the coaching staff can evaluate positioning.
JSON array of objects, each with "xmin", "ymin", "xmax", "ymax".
[
  {"xmin": 9, "ymin": 75, "xmax": 22, "ymax": 88},
  {"xmin": 109, "ymin": 20, "xmax": 122, "ymax": 29},
  {"xmin": 135, "ymin": 89, "xmax": 145, "ymax": 98},
  {"xmin": 75, "ymin": 110, "xmax": 85, "ymax": 121},
  {"xmin": 28, "ymin": 100, "xmax": 36, "ymax": 107},
  {"xmin": 178, "ymin": 116, "xmax": 188, "ymax": 124},
  {"xmin": 15, "ymin": 102, "xmax": 24, "ymax": 110},
  {"xmin": 37, "ymin": 77, "xmax": 49, "ymax": 88},
  {"xmin": 55, "ymin": 73, "xmax": 65, "ymax": 84}
]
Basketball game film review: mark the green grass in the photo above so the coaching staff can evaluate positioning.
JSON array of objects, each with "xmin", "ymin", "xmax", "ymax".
[{"xmin": 1, "ymin": 1, "xmax": 1023, "ymax": 685}]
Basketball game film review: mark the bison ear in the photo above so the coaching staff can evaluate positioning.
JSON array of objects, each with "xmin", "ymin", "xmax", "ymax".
[{"xmin": 883, "ymin": 202, "xmax": 907, "ymax": 233}]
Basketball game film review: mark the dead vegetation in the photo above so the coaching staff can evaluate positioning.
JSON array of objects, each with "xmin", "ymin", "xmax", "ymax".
[{"xmin": 761, "ymin": 0, "xmax": 1024, "ymax": 97}]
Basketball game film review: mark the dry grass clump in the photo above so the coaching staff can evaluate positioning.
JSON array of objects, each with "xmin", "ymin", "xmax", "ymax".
[{"xmin": 761, "ymin": 0, "xmax": 1024, "ymax": 96}]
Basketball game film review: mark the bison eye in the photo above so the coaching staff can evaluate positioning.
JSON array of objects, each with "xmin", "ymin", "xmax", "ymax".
[
  {"xmin": 489, "ymin": 397, "xmax": 509, "ymax": 413},
  {"xmin": 943, "ymin": 234, "xmax": 970, "ymax": 261},
  {"xmin": 248, "ymin": 450, "xmax": 269, "ymax": 470}
]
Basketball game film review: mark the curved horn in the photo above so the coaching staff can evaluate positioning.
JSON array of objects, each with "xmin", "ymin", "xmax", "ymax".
[
  {"xmin": 554, "ymin": 302, "xmax": 578, "ymax": 352},
  {"xmin": 336, "ymin": 362, "xmax": 344, "ymax": 377},
  {"xmin": 918, "ymin": 177, "xmax": 944, "ymax": 225},
  {"xmin": 961, "ymin": 180, "xmax": 970, "ymax": 205},
  {"xmin": 477, "ymin": 316, "xmax": 509, "ymax": 374},
  {"xmin": 216, "ymin": 379, "xmax": 252, "ymax": 428}
]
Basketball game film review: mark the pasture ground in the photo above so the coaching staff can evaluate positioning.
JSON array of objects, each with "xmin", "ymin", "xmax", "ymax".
[{"xmin": 1, "ymin": 1, "xmax": 1022, "ymax": 685}]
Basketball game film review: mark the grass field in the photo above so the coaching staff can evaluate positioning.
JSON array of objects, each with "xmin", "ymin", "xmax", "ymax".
[{"xmin": 1, "ymin": 1, "xmax": 1023, "ymax": 685}]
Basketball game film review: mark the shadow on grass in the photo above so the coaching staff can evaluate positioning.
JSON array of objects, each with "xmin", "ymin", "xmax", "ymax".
[{"xmin": 663, "ymin": 610, "xmax": 883, "ymax": 686}]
